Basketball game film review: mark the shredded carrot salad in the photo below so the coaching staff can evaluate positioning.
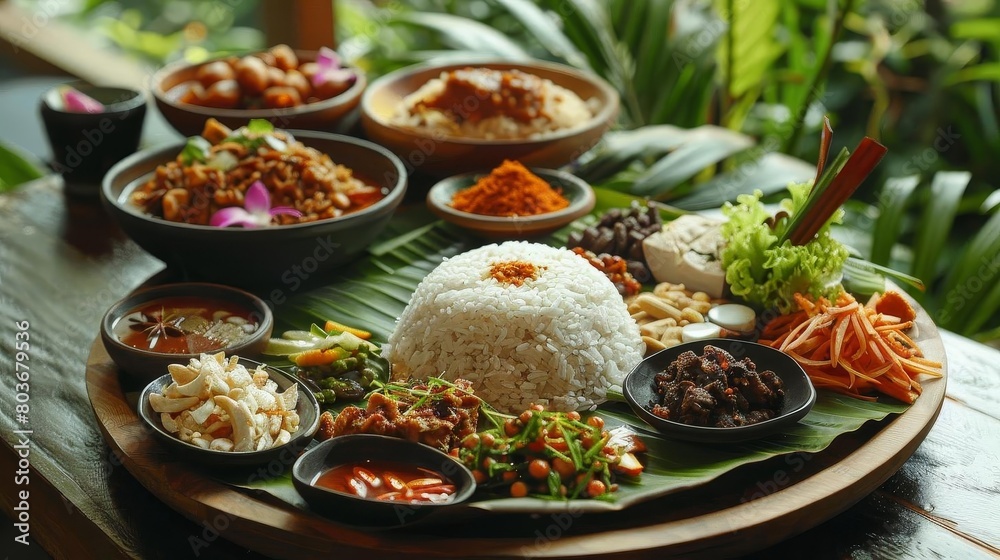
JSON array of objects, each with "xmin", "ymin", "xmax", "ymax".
[{"xmin": 759, "ymin": 291, "xmax": 942, "ymax": 403}]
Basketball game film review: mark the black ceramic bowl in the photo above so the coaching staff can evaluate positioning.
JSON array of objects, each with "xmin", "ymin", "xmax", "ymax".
[
  {"xmin": 101, "ymin": 282, "xmax": 273, "ymax": 382},
  {"xmin": 623, "ymin": 339, "xmax": 817, "ymax": 443},
  {"xmin": 138, "ymin": 358, "xmax": 320, "ymax": 468},
  {"xmin": 100, "ymin": 130, "xmax": 407, "ymax": 290},
  {"xmin": 292, "ymin": 434, "xmax": 477, "ymax": 528},
  {"xmin": 39, "ymin": 81, "xmax": 147, "ymax": 195},
  {"xmin": 426, "ymin": 167, "xmax": 596, "ymax": 239}
]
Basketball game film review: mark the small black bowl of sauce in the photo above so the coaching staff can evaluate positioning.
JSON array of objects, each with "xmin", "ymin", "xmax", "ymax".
[
  {"xmin": 292, "ymin": 434, "xmax": 476, "ymax": 528},
  {"xmin": 100, "ymin": 282, "xmax": 273, "ymax": 381}
]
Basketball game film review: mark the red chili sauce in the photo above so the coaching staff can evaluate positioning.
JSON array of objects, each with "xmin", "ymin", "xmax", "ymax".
[
  {"xmin": 312, "ymin": 460, "xmax": 457, "ymax": 503},
  {"xmin": 114, "ymin": 296, "xmax": 259, "ymax": 354}
]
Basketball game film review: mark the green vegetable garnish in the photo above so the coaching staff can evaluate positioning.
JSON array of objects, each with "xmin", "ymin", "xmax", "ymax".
[
  {"xmin": 245, "ymin": 118, "xmax": 274, "ymax": 135},
  {"xmin": 221, "ymin": 118, "xmax": 284, "ymax": 152},
  {"xmin": 263, "ymin": 322, "xmax": 384, "ymax": 407},
  {"xmin": 179, "ymin": 136, "xmax": 211, "ymax": 165},
  {"xmin": 721, "ymin": 121, "xmax": 887, "ymax": 313},
  {"xmin": 720, "ymin": 183, "xmax": 849, "ymax": 313}
]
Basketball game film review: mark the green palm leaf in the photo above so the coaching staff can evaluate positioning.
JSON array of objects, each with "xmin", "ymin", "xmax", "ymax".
[
  {"xmin": 625, "ymin": 126, "xmax": 753, "ymax": 198},
  {"xmin": 938, "ymin": 209, "xmax": 1000, "ymax": 333},
  {"xmin": 391, "ymin": 11, "xmax": 533, "ymax": 59},
  {"xmin": 490, "ymin": 0, "xmax": 591, "ymax": 70},
  {"xmin": 672, "ymin": 152, "xmax": 815, "ymax": 210},
  {"xmin": 871, "ymin": 175, "xmax": 920, "ymax": 266},
  {"xmin": 576, "ymin": 125, "xmax": 692, "ymax": 183},
  {"xmin": 579, "ymin": 125, "xmax": 814, "ymax": 207},
  {"xmin": 911, "ymin": 171, "xmax": 971, "ymax": 289}
]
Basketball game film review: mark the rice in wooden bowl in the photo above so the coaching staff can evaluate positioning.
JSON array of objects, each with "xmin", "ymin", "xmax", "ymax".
[{"xmin": 361, "ymin": 60, "xmax": 619, "ymax": 176}]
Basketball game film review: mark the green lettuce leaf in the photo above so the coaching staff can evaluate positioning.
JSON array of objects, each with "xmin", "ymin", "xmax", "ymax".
[{"xmin": 720, "ymin": 184, "xmax": 848, "ymax": 312}]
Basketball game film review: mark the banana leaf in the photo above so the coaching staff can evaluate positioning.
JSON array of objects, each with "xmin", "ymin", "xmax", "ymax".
[{"xmin": 232, "ymin": 188, "xmax": 924, "ymax": 514}]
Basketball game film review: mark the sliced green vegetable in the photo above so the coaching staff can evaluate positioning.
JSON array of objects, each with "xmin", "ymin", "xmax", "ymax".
[
  {"xmin": 179, "ymin": 136, "xmax": 211, "ymax": 165},
  {"xmin": 263, "ymin": 338, "xmax": 315, "ymax": 356}
]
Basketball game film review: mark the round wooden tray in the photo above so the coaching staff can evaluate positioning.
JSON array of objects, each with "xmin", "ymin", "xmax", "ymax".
[{"xmin": 86, "ymin": 314, "xmax": 946, "ymax": 559}]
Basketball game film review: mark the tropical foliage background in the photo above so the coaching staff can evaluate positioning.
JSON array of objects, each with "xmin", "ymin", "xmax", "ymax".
[{"xmin": 2, "ymin": 0, "xmax": 998, "ymax": 346}]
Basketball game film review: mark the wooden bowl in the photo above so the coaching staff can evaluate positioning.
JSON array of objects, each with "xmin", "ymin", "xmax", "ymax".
[
  {"xmin": 426, "ymin": 167, "xmax": 595, "ymax": 239},
  {"xmin": 360, "ymin": 59, "xmax": 619, "ymax": 176},
  {"xmin": 151, "ymin": 50, "xmax": 366, "ymax": 137}
]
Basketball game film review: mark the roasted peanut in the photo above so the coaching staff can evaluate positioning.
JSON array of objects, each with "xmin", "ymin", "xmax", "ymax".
[
  {"xmin": 635, "ymin": 294, "xmax": 683, "ymax": 321},
  {"xmin": 681, "ymin": 308, "xmax": 705, "ymax": 324},
  {"xmin": 630, "ymin": 310, "xmax": 651, "ymax": 322},
  {"xmin": 691, "ymin": 301, "xmax": 713, "ymax": 315},
  {"xmin": 661, "ymin": 326, "xmax": 683, "ymax": 343},
  {"xmin": 640, "ymin": 317, "xmax": 676, "ymax": 339},
  {"xmin": 633, "ymin": 282, "xmax": 729, "ymax": 355},
  {"xmin": 642, "ymin": 336, "xmax": 667, "ymax": 352}
]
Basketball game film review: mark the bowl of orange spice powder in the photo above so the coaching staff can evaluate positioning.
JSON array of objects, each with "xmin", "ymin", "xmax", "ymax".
[{"xmin": 426, "ymin": 159, "xmax": 596, "ymax": 239}]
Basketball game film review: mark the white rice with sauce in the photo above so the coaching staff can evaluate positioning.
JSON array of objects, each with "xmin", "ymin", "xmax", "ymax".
[
  {"xmin": 387, "ymin": 241, "xmax": 644, "ymax": 413},
  {"xmin": 391, "ymin": 69, "xmax": 598, "ymax": 140}
]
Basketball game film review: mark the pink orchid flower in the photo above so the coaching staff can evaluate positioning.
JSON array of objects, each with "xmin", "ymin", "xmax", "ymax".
[
  {"xmin": 210, "ymin": 181, "xmax": 302, "ymax": 228},
  {"xmin": 59, "ymin": 86, "xmax": 105, "ymax": 113},
  {"xmin": 312, "ymin": 47, "xmax": 356, "ymax": 87}
]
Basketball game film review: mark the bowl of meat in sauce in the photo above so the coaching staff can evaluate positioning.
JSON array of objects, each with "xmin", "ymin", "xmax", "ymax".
[
  {"xmin": 360, "ymin": 59, "xmax": 619, "ymax": 176},
  {"xmin": 101, "ymin": 119, "xmax": 407, "ymax": 290},
  {"xmin": 623, "ymin": 339, "xmax": 816, "ymax": 443}
]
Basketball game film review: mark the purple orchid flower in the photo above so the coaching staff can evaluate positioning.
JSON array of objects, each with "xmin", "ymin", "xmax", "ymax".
[
  {"xmin": 209, "ymin": 181, "xmax": 302, "ymax": 228},
  {"xmin": 312, "ymin": 47, "xmax": 356, "ymax": 87}
]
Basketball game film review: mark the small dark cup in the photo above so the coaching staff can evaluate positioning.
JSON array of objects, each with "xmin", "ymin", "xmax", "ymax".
[{"xmin": 39, "ymin": 81, "xmax": 147, "ymax": 196}]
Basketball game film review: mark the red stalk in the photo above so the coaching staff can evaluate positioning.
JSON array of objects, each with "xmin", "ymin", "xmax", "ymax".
[
  {"xmin": 813, "ymin": 116, "xmax": 834, "ymax": 186},
  {"xmin": 789, "ymin": 137, "xmax": 887, "ymax": 246}
]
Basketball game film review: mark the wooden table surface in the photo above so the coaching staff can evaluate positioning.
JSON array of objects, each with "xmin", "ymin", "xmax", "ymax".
[{"xmin": 1, "ymin": 172, "xmax": 999, "ymax": 559}]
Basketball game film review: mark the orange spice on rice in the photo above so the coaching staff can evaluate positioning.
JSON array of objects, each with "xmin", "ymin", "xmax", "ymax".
[{"xmin": 489, "ymin": 260, "xmax": 542, "ymax": 286}]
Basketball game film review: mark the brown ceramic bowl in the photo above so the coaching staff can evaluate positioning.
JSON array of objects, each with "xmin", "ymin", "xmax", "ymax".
[
  {"xmin": 152, "ymin": 49, "xmax": 366, "ymax": 137},
  {"xmin": 426, "ymin": 167, "xmax": 596, "ymax": 239},
  {"xmin": 360, "ymin": 59, "xmax": 619, "ymax": 176}
]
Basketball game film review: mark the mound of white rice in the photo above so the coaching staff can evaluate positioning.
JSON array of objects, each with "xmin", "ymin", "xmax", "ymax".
[{"xmin": 387, "ymin": 241, "xmax": 644, "ymax": 413}]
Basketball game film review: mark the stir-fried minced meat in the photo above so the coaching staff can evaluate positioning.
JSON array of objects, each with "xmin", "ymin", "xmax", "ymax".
[
  {"xmin": 649, "ymin": 345, "xmax": 784, "ymax": 427},
  {"xmin": 316, "ymin": 379, "xmax": 480, "ymax": 451}
]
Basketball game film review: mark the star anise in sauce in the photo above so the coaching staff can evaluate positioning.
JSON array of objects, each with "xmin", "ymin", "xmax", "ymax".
[{"xmin": 128, "ymin": 307, "xmax": 185, "ymax": 347}]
